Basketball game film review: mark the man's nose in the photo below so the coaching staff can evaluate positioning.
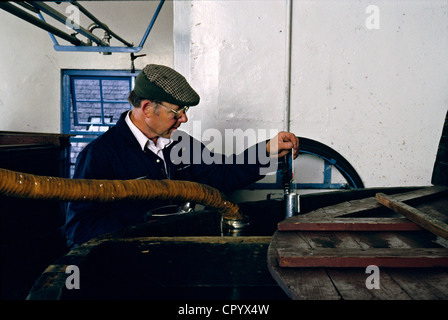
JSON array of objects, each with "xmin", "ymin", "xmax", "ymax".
[{"xmin": 178, "ymin": 111, "xmax": 188, "ymax": 123}]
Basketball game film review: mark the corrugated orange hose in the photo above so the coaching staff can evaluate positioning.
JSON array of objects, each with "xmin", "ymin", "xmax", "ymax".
[{"xmin": 0, "ymin": 167, "xmax": 242, "ymax": 220}]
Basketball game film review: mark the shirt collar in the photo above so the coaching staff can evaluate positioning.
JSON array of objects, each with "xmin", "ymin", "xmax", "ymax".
[{"xmin": 125, "ymin": 110, "xmax": 173, "ymax": 151}]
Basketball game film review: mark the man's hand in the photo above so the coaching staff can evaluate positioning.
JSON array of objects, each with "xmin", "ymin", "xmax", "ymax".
[{"xmin": 266, "ymin": 131, "xmax": 299, "ymax": 159}]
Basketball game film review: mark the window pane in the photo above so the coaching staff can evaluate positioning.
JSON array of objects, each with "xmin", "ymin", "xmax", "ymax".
[
  {"xmin": 102, "ymin": 79, "xmax": 130, "ymax": 100},
  {"xmin": 73, "ymin": 79, "xmax": 100, "ymax": 100},
  {"xmin": 73, "ymin": 102, "xmax": 102, "ymax": 125},
  {"xmin": 103, "ymin": 103, "xmax": 130, "ymax": 122}
]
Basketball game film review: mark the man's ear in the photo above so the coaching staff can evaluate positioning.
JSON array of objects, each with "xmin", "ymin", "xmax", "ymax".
[{"xmin": 141, "ymin": 100, "xmax": 154, "ymax": 118}]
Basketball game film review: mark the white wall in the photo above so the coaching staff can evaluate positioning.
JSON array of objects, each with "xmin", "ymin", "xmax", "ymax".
[
  {"xmin": 289, "ymin": 0, "xmax": 448, "ymax": 187},
  {"xmin": 174, "ymin": 0, "xmax": 448, "ymax": 189},
  {"xmin": 0, "ymin": 1, "xmax": 173, "ymax": 133},
  {"xmin": 175, "ymin": 0, "xmax": 288, "ymax": 142}
]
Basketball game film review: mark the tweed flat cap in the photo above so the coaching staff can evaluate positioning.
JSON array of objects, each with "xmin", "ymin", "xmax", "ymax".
[{"xmin": 134, "ymin": 64, "xmax": 200, "ymax": 106}]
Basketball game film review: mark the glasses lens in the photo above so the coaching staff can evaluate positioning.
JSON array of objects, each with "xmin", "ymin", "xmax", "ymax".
[{"xmin": 174, "ymin": 106, "xmax": 189, "ymax": 119}]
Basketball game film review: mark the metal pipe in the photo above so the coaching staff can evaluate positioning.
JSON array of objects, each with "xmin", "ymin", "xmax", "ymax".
[
  {"xmin": 15, "ymin": 1, "xmax": 40, "ymax": 14},
  {"xmin": 71, "ymin": 0, "xmax": 134, "ymax": 47},
  {"xmin": 283, "ymin": 0, "xmax": 293, "ymax": 132},
  {"xmin": 30, "ymin": 2, "xmax": 105, "ymax": 46},
  {"xmin": 138, "ymin": 0, "xmax": 165, "ymax": 48},
  {"xmin": 52, "ymin": 45, "xmax": 142, "ymax": 53},
  {"xmin": 39, "ymin": 12, "xmax": 63, "ymax": 47},
  {"xmin": 0, "ymin": 2, "xmax": 85, "ymax": 46}
]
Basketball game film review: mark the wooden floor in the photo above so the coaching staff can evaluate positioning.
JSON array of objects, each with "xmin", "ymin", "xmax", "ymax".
[{"xmin": 268, "ymin": 187, "xmax": 448, "ymax": 300}]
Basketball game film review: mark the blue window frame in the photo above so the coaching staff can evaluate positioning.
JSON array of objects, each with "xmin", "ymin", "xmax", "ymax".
[{"xmin": 61, "ymin": 69, "xmax": 138, "ymax": 176}]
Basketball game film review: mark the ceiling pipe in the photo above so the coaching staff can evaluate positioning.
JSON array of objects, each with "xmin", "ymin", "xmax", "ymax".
[
  {"xmin": 15, "ymin": 1, "xmax": 40, "ymax": 14},
  {"xmin": 30, "ymin": 1, "xmax": 106, "ymax": 46},
  {"xmin": 70, "ymin": 0, "xmax": 134, "ymax": 47},
  {"xmin": 0, "ymin": 1, "xmax": 86, "ymax": 46},
  {"xmin": 137, "ymin": 0, "xmax": 165, "ymax": 48}
]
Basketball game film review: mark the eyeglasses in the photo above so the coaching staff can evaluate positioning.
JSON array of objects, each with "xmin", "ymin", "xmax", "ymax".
[{"xmin": 158, "ymin": 103, "xmax": 189, "ymax": 119}]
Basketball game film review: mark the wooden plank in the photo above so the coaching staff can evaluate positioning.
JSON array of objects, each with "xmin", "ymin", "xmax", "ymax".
[
  {"xmin": 0, "ymin": 131, "xmax": 72, "ymax": 147},
  {"xmin": 386, "ymin": 268, "xmax": 448, "ymax": 300},
  {"xmin": 305, "ymin": 186, "xmax": 448, "ymax": 219},
  {"xmin": 267, "ymin": 237, "xmax": 342, "ymax": 300},
  {"xmin": 273, "ymin": 230, "xmax": 439, "ymax": 252},
  {"xmin": 299, "ymin": 231, "xmax": 369, "ymax": 250},
  {"xmin": 304, "ymin": 197, "xmax": 385, "ymax": 219},
  {"xmin": 351, "ymin": 231, "xmax": 434, "ymax": 249},
  {"xmin": 276, "ymin": 248, "xmax": 448, "ymax": 268},
  {"xmin": 271, "ymin": 267, "xmax": 341, "ymax": 300},
  {"xmin": 415, "ymin": 198, "xmax": 448, "ymax": 224},
  {"xmin": 376, "ymin": 193, "xmax": 448, "ymax": 240},
  {"xmin": 378, "ymin": 186, "xmax": 448, "ymax": 202},
  {"xmin": 278, "ymin": 217, "xmax": 421, "ymax": 231},
  {"xmin": 325, "ymin": 268, "xmax": 412, "ymax": 300}
]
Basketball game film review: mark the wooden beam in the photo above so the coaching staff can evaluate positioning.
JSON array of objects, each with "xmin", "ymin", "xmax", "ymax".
[
  {"xmin": 304, "ymin": 186, "xmax": 448, "ymax": 219},
  {"xmin": 376, "ymin": 193, "xmax": 448, "ymax": 240},
  {"xmin": 278, "ymin": 217, "xmax": 420, "ymax": 231},
  {"xmin": 276, "ymin": 248, "xmax": 448, "ymax": 268}
]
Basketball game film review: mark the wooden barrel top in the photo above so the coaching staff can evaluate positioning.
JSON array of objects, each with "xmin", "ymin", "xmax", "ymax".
[{"xmin": 268, "ymin": 186, "xmax": 448, "ymax": 300}]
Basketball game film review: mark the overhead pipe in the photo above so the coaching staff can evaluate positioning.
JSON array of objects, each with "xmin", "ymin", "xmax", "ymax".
[
  {"xmin": 0, "ymin": 167, "xmax": 243, "ymax": 220},
  {"xmin": 70, "ymin": 0, "xmax": 135, "ymax": 47},
  {"xmin": 138, "ymin": 0, "xmax": 165, "ymax": 48},
  {"xmin": 4, "ymin": 0, "xmax": 164, "ymax": 54},
  {"xmin": 14, "ymin": 1, "xmax": 40, "ymax": 14},
  {"xmin": 0, "ymin": 2, "xmax": 86, "ymax": 46},
  {"xmin": 30, "ymin": 1, "xmax": 106, "ymax": 46}
]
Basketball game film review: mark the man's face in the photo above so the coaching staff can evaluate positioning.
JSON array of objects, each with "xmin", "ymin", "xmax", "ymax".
[{"xmin": 146, "ymin": 101, "xmax": 188, "ymax": 138}]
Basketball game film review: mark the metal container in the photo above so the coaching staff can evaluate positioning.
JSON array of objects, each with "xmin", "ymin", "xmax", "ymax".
[
  {"xmin": 285, "ymin": 193, "xmax": 299, "ymax": 218},
  {"xmin": 221, "ymin": 216, "xmax": 250, "ymax": 236}
]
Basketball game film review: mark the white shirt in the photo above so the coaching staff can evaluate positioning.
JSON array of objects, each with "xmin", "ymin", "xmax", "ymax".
[{"xmin": 125, "ymin": 111, "xmax": 173, "ymax": 169}]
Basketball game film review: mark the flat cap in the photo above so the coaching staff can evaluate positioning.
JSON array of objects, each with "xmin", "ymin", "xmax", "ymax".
[{"xmin": 134, "ymin": 64, "xmax": 200, "ymax": 106}]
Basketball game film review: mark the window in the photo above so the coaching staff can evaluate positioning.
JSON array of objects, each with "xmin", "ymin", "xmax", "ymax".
[{"xmin": 61, "ymin": 70, "xmax": 138, "ymax": 177}]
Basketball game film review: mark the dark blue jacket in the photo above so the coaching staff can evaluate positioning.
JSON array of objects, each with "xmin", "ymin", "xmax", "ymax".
[{"xmin": 65, "ymin": 111, "xmax": 277, "ymax": 246}]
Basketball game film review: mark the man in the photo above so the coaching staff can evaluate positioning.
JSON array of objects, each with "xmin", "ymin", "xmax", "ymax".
[{"xmin": 65, "ymin": 64, "xmax": 298, "ymax": 247}]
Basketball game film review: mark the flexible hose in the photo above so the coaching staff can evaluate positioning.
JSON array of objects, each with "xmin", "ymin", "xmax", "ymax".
[{"xmin": 0, "ymin": 167, "xmax": 242, "ymax": 220}]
